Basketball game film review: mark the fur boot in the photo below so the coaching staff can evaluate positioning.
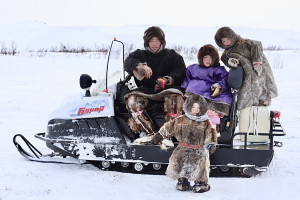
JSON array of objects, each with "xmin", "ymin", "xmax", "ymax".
[
  {"xmin": 176, "ymin": 178, "xmax": 191, "ymax": 191},
  {"xmin": 192, "ymin": 181, "xmax": 210, "ymax": 193},
  {"xmin": 126, "ymin": 94, "xmax": 157, "ymax": 135},
  {"xmin": 132, "ymin": 110, "xmax": 157, "ymax": 135}
]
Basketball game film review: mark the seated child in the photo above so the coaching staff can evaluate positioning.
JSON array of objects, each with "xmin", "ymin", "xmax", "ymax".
[
  {"xmin": 181, "ymin": 44, "xmax": 233, "ymax": 127},
  {"xmin": 135, "ymin": 94, "xmax": 217, "ymax": 193}
]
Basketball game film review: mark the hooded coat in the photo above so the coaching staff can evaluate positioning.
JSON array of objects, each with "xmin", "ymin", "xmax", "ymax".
[
  {"xmin": 158, "ymin": 94, "xmax": 217, "ymax": 183},
  {"xmin": 215, "ymin": 27, "xmax": 278, "ymax": 110},
  {"xmin": 181, "ymin": 44, "xmax": 232, "ymax": 116}
]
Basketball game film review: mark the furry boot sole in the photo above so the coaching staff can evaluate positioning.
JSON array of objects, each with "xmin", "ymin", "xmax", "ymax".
[
  {"xmin": 176, "ymin": 182, "xmax": 191, "ymax": 191},
  {"xmin": 192, "ymin": 183, "xmax": 210, "ymax": 193}
]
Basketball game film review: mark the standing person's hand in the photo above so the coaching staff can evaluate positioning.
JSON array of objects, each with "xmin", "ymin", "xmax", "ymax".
[{"xmin": 253, "ymin": 63, "xmax": 263, "ymax": 76}]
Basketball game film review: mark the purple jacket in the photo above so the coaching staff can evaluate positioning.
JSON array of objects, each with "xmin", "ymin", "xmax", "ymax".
[{"xmin": 181, "ymin": 64, "xmax": 232, "ymax": 104}]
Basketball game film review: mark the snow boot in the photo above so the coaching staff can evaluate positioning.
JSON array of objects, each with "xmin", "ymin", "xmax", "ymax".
[
  {"xmin": 176, "ymin": 178, "xmax": 191, "ymax": 191},
  {"xmin": 132, "ymin": 110, "xmax": 157, "ymax": 136},
  {"xmin": 192, "ymin": 181, "xmax": 210, "ymax": 193}
]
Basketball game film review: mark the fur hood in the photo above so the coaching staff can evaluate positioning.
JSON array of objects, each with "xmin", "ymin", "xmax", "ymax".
[
  {"xmin": 143, "ymin": 26, "xmax": 166, "ymax": 49},
  {"xmin": 197, "ymin": 44, "xmax": 220, "ymax": 67},
  {"xmin": 214, "ymin": 27, "xmax": 239, "ymax": 49},
  {"xmin": 183, "ymin": 94, "xmax": 207, "ymax": 116}
]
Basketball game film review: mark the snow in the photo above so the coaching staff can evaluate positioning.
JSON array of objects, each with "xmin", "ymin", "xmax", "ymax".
[
  {"xmin": 1, "ymin": 22, "xmax": 300, "ymax": 200},
  {"xmin": 1, "ymin": 21, "xmax": 300, "ymax": 51}
]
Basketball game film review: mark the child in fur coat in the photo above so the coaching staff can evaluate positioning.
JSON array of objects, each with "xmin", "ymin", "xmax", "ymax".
[
  {"xmin": 214, "ymin": 27, "xmax": 278, "ymax": 110},
  {"xmin": 135, "ymin": 94, "xmax": 217, "ymax": 193},
  {"xmin": 181, "ymin": 44, "xmax": 232, "ymax": 127}
]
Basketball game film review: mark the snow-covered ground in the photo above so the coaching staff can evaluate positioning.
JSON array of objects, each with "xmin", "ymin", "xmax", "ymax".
[{"xmin": 0, "ymin": 23, "xmax": 299, "ymax": 200}]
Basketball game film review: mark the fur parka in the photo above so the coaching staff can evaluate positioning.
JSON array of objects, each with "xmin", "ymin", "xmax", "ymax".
[
  {"xmin": 215, "ymin": 27, "xmax": 278, "ymax": 110},
  {"xmin": 158, "ymin": 94, "xmax": 217, "ymax": 183}
]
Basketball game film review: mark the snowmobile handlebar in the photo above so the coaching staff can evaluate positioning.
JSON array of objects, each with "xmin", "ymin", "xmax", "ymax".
[{"xmin": 105, "ymin": 38, "xmax": 125, "ymax": 93}]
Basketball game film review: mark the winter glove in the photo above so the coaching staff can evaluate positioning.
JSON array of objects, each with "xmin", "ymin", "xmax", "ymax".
[
  {"xmin": 154, "ymin": 76, "xmax": 174, "ymax": 92},
  {"xmin": 211, "ymin": 83, "xmax": 222, "ymax": 97},
  {"xmin": 228, "ymin": 58, "xmax": 239, "ymax": 68},
  {"xmin": 154, "ymin": 78, "xmax": 165, "ymax": 91},
  {"xmin": 133, "ymin": 63, "xmax": 146, "ymax": 80},
  {"xmin": 253, "ymin": 62, "xmax": 263, "ymax": 76}
]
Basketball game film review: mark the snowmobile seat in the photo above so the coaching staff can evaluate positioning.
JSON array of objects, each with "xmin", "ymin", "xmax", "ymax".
[{"xmin": 226, "ymin": 65, "xmax": 244, "ymax": 90}]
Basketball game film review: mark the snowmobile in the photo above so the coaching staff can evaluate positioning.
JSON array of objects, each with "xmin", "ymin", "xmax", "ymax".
[{"xmin": 13, "ymin": 38, "xmax": 286, "ymax": 177}]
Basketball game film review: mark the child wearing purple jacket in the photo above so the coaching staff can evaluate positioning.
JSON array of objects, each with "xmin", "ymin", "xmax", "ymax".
[{"xmin": 181, "ymin": 44, "xmax": 232, "ymax": 126}]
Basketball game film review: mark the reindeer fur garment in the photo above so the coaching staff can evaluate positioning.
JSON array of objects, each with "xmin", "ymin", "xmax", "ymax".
[
  {"xmin": 215, "ymin": 27, "xmax": 278, "ymax": 110},
  {"xmin": 159, "ymin": 94, "xmax": 217, "ymax": 183}
]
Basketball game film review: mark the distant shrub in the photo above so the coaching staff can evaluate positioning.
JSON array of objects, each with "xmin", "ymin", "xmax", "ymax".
[
  {"xmin": 264, "ymin": 45, "xmax": 284, "ymax": 51},
  {"xmin": 0, "ymin": 41, "xmax": 297, "ymax": 59},
  {"xmin": 0, "ymin": 41, "xmax": 17, "ymax": 55}
]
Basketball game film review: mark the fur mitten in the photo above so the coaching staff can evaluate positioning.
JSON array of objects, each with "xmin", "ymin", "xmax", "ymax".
[
  {"xmin": 160, "ymin": 138, "xmax": 174, "ymax": 150},
  {"xmin": 134, "ymin": 133, "xmax": 163, "ymax": 145},
  {"xmin": 211, "ymin": 83, "xmax": 222, "ymax": 97},
  {"xmin": 162, "ymin": 76, "xmax": 174, "ymax": 87},
  {"xmin": 228, "ymin": 58, "xmax": 239, "ymax": 68},
  {"xmin": 207, "ymin": 143, "xmax": 216, "ymax": 155},
  {"xmin": 154, "ymin": 76, "xmax": 174, "ymax": 91},
  {"xmin": 133, "ymin": 63, "xmax": 146, "ymax": 80}
]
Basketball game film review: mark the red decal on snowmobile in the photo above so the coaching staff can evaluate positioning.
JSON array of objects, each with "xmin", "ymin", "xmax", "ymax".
[{"xmin": 77, "ymin": 106, "xmax": 105, "ymax": 115}]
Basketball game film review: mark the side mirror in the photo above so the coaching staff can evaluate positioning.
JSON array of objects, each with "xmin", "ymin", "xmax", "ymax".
[
  {"xmin": 227, "ymin": 65, "xmax": 244, "ymax": 90},
  {"xmin": 79, "ymin": 74, "xmax": 96, "ymax": 97}
]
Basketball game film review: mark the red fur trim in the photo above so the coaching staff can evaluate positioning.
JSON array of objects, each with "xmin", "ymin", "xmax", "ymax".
[{"xmin": 167, "ymin": 112, "xmax": 181, "ymax": 118}]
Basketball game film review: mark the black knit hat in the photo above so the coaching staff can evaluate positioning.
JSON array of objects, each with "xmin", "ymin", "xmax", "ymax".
[{"xmin": 143, "ymin": 26, "xmax": 166, "ymax": 48}]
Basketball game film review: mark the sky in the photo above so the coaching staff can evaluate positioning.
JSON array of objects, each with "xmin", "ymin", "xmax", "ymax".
[{"xmin": 1, "ymin": 0, "xmax": 300, "ymax": 32}]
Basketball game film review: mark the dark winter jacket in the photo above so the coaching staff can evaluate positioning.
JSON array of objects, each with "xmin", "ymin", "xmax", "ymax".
[{"xmin": 124, "ymin": 49, "xmax": 186, "ymax": 92}]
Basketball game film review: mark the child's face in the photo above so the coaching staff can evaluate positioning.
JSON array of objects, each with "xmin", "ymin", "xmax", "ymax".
[
  {"xmin": 191, "ymin": 103, "xmax": 200, "ymax": 116},
  {"xmin": 203, "ymin": 55, "xmax": 212, "ymax": 67},
  {"xmin": 221, "ymin": 37, "xmax": 232, "ymax": 46}
]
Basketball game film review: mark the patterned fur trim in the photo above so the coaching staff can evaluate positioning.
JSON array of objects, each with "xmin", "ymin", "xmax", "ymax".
[
  {"xmin": 124, "ymin": 88, "xmax": 183, "ymax": 102},
  {"xmin": 183, "ymin": 93, "xmax": 208, "ymax": 116}
]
